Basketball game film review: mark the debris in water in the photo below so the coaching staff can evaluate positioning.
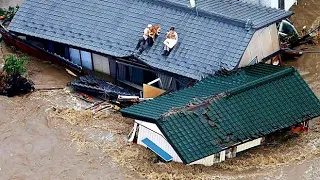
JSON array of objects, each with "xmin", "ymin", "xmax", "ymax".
[
  {"xmin": 53, "ymin": 107, "xmax": 93, "ymax": 126},
  {"xmin": 0, "ymin": 74, "xmax": 34, "ymax": 97},
  {"xmin": 70, "ymin": 75, "xmax": 133, "ymax": 99},
  {"xmin": 46, "ymin": 96, "xmax": 320, "ymax": 179}
]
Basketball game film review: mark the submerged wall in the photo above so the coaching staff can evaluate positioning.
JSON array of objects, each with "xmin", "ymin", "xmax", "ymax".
[
  {"xmin": 134, "ymin": 120, "xmax": 263, "ymax": 166},
  {"xmin": 136, "ymin": 121, "xmax": 183, "ymax": 162}
]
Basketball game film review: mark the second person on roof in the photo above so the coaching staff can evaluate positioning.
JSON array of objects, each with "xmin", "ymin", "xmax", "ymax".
[{"xmin": 162, "ymin": 27, "xmax": 178, "ymax": 56}]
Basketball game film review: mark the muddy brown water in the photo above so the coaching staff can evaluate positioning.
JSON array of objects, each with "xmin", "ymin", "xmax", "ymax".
[
  {"xmin": 0, "ymin": 46, "xmax": 141, "ymax": 180},
  {"xmin": 0, "ymin": 47, "xmax": 319, "ymax": 180}
]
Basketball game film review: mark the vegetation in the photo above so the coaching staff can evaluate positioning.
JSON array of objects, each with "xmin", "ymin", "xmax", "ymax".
[
  {"xmin": 0, "ymin": 5, "xmax": 19, "ymax": 22},
  {"xmin": 3, "ymin": 55, "xmax": 28, "ymax": 76},
  {"xmin": 0, "ymin": 55, "xmax": 34, "ymax": 97}
]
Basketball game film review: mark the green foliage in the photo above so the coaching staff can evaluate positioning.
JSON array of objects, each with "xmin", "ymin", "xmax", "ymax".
[
  {"xmin": 6, "ymin": 6, "xmax": 19, "ymax": 21},
  {"xmin": 3, "ymin": 55, "xmax": 28, "ymax": 77},
  {"xmin": 0, "ymin": 8, "xmax": 5, "ymax": 16},
  {"xmin": 0, "ymin": 5, "xmax": 19, "ymax": 21}
]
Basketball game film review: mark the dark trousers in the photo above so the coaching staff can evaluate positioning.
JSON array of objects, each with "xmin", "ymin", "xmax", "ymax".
[
  {"xmin": 136, "ymin": 37, "xmax": 147, "ymax": 50},
  {"xmin": 147, "ymin": 37, "xmax": 154, "ymax": 46}
]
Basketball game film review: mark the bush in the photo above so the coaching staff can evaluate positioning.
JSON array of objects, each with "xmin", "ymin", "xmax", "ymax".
[
  {"xmin": 5, "ymin": 6, "xmax": 19, "ymax": 21},
  {"xmin": 3, "ymin": 55, "xmax": 28, "ymax": 77},
  {"xmin": 0, "ymin": 5, "xmax": 19, "ymax": 21},
  {"xmin": 0, "ymin": 55, "xmax": 34, "ymax": 97}
]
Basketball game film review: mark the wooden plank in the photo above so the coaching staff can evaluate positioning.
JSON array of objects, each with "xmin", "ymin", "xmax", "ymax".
[{"xmin": 143, "ymin": 84, "xmax": 165, "ymax": 98}]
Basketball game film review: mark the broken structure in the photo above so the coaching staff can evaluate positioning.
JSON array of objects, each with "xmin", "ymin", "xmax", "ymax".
[
  {"xmin": 6, "ymin": 0, "xmax": 292, "ymax": 92},
  {"xmin": 70, "ymin": 75, "xmax": 133, "ymax": 99},
  {"xmin": 121, "ymin": 63, "xmax": 320, "ymax": 166}
]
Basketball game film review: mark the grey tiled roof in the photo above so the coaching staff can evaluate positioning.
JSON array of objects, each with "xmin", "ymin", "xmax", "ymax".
[
  {"xmin": 9, "ymin": 0, "xmax": 291, "ymax": 80},
  {"xmin": 170, "ymin": 0, "xmax": 293, "ymax": 29}
]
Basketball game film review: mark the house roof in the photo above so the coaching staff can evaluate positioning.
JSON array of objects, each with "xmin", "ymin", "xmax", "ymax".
[
  {"xmin": 170, "ymin": 0, "xmax": 292, "ymax": 29},
  {"xmin": 121, "ymin": 63, "xmax": 320, "ymax": 164},
  {"xmin": 8, "ymin": 0, "xmax": 292, "ymax": 80}
]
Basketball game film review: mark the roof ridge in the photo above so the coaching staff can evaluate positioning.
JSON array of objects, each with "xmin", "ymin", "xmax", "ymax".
[
  {"xmin": 158, "ymin": 65, "xmax": 295, "ymax": 119},
  {"xmin": 147, "ymin": 0, "xmax": 250, "ymax": 29},
  {"xmin": 159, "ymin": 92, "xmax": 227, "ymax": 119},
  {"xmin": 226, "ymin": 66, "xmax": 295, "ymax": 96}
]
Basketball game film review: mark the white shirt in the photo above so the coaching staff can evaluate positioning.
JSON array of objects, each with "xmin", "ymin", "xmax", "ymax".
[
  {"xmin": 143, "ymin": 28, "xmax": 150, "ymax": 39},
  {"xmin": 164, "ymin": 31, "xmax": 178, "ymax": 48}
]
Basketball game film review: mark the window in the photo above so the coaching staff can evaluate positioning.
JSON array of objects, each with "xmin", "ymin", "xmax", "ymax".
[
  {"xmin": 69, "ymin": 48, "xmax": 81, "ymax": 66},
  {"xmin": 116, "ymin": 63, "xmax": 156, "ymax": 85},
  {"xmin": 278, "ymin": 0, "xmax": 285, "ymax": 9},
  {"xmin": 69, "ymin": 47, "xmax": 93, "ymax": 70},
  {"xmin": 279, "ymin": 20, "xmax": 299, "ymax": 36}
]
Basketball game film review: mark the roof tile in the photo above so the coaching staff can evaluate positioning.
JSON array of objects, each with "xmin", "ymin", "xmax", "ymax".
[
  {"xmin": 122, "ymin": 63, "xmax": 320, "ymax": 163},
  {"xmin": 9, "ymin": 0, "xmax": 291, "ymax": 80}
]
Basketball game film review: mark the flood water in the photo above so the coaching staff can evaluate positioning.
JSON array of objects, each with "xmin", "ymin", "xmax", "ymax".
[
  {"xmin": 252, "ymin": 51, "xmax": 320, "ymax": 180},
  {"xmin": 286, "ymin": 48, "xmax": 320, "ymax": 96}
]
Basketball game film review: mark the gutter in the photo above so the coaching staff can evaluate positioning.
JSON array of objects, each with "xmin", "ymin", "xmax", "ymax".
[{"xmin": 254, "ymin": 11, "xmax": 294, "ymax": 30}]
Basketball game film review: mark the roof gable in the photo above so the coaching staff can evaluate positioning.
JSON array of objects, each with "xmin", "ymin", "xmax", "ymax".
[
  {"xmin": 9, "ymin": 0, "xmax": 291, "ymax": 80},
  {"xmin": 121, "ymin": 64, "xmax": 320, "ymax": 163}
]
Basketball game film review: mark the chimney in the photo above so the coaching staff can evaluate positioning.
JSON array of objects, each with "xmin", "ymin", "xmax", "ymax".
[{"xmin": 189, "ymin": 0, "xmax": 196, "ymax": 8}]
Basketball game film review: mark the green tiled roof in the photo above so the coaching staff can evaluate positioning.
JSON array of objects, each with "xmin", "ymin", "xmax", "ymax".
[{"xmin": 121, "ymin": 63, "xmax": 320, "ymax": 164}]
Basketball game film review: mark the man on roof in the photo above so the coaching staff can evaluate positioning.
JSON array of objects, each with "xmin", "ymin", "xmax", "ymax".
[
  {"xmin": 162, "ymin": 27, "xmax": 178, "ymax": 56},
  {"xmin": 135, "ymin": 24, "xmax": 154, "ymax": 52}
]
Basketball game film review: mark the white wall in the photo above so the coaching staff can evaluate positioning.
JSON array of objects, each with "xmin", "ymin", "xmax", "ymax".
[
  {"xmin": 238, "ymin": 23, "xmax": 280, "ymax": 67},
  {"xmin": 236, "ymin": 138, "xmax": 262, "ymax": 153},
  {"xmin": 134, "ymin": 121, "xmax": 262, "ymax": 166},
  {"xmin": 284, "ymin": 0, "xmax": 297, "ymax": 10},
  {"xmin": 239, "ymin": 0, "xmax": 272, "ymax": 7},
  {"xmin": 189, "ymin": 154, "xmax": 216, "ymax": 166},
  {"xmin": 135, "ymin": 120, "xmax": 162, "ymax": 134},
  {"xmin": 269, "ymin": 0, "xmax": 278, "ymax": 9},
  {"xmin": 189, "ymin": 150, "xmax": 226, "ymax": 166},
  {"xmin": 137, "ymin": 123, "xmax": 183, "ymax": 162},
  {"xmin": 240, "ymin": 0, "xmax": 297, "ymax": 10},
  {"xmin": 92, "ymin": 53, "xmax": 110, "ymax": 75}
]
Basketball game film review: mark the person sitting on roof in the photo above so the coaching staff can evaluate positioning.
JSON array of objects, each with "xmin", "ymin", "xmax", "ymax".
[
  {"xmin": 135, "ymin": 24, "xmax": 153, "ymax": 52},
  {"xmin": 162, "ymin": 27, "xmax": 178, "ymax": 56},
  {"xmin": 148, "ymin": 25, "xmax": 161, "ymax": 46}
]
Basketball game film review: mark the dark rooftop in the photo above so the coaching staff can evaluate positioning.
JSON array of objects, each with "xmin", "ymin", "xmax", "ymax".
[{"xmin": 9, "ymin": 0, "xmax": 292, "ymax": 80}]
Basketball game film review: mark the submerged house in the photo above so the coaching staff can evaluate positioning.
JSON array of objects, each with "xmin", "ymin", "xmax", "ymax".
[
  {"xmin": 121, "ymin": 63, "xmax": 320, "ymax": 166},
  {"xmin": 6, "ymin": 0, "xmax": 292, "ymax": 92},
  {"xmin": 239, "ymin": 0, "xmax": 298, "ymax": 10}
]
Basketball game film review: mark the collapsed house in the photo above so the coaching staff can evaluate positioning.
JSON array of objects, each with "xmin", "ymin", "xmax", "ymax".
[
  {"xmin": 5, "ymin": 0, "xmax": 292, "ymax": 92},
  {"xmin": 121, "ymin": 63, "xmax": 320, "ymax": 166}
]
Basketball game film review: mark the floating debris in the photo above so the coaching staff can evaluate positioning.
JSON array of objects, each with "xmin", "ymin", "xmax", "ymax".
[
  {"xmin": 0, "ymin": 74, "xmax": 34, "ymax": 97},
  {"xmin": 70, "ymin": 75, "xmax": 133, "ymax": 99}
]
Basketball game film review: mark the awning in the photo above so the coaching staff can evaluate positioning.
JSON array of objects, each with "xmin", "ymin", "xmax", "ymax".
[{"xmin": 142, "ymin": 138, "xmax": 173, "ymax": 161}]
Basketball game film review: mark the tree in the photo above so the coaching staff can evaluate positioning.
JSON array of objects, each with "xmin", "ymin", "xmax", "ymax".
[
  {"xmin": 0, "ymin": 55, "xmax": 34, "ymax": 97},
  {"xmin": 3, "ymin": 55, "xmax": 28, "ymax": 77},
  {"xmin": 0, "ymin": 5, "xmax": 19, "ymax": 22}
]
